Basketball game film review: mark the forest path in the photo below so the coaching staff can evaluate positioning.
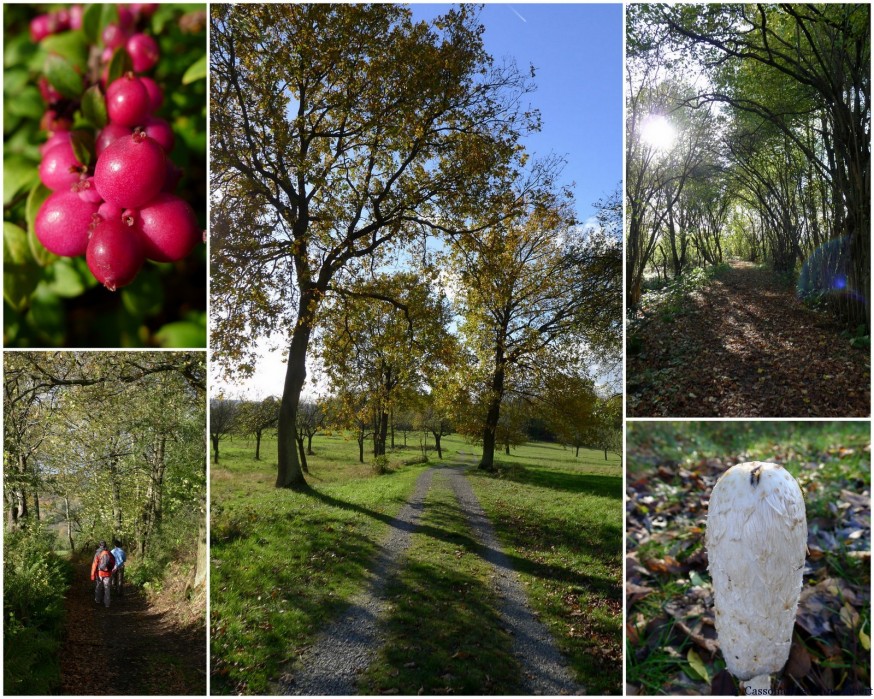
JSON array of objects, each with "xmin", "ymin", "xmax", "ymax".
[
  {"xmin": 281, "ymin": 461, "xmax": 578, "ymax": 695},
  {"xmin": 59, "ymin": 557, "xmax": 205, "ymax": 695},
  {"xmin": 628, "ymin": 260, "xmax": 869, "ymax": 417}
]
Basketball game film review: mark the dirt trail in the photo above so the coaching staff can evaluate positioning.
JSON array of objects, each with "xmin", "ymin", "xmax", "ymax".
[
  {"xmin": 59, "ymin": 557, "xmax": 205, "ymax": 695},
  {"xmin": 628, "ymin": 261, "xmax": 869, "ymax": 417},
  {"xmin": 281, "ymin": 463, "xmax": 578, "ymax": 695}
]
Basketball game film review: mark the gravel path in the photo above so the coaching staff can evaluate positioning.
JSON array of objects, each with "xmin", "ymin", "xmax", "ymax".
[
  {"xmin": 280, "ymin": 467, "xmax": 435, "ymax": 695},
  {"xmin": 446, "ymin": 465, "xmax": 582, "ymax": 695}
]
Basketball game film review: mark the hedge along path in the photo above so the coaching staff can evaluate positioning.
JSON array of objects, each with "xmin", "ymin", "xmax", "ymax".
[
  {"xmin": 446, "ymin": 464, "xmax": 582, "ymax": 695},
  {"xmin": 281, "ymin": 467, "xmax": 436, "ymax": 695}
]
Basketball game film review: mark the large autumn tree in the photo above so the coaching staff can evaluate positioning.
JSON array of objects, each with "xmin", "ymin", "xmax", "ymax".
[
  {"xmin": 210, "ymin": 4, "xmax": 539, "ymax": 489},
  {"xmin": 453, "ymin": 184, "xmax": 622, "ymax": 470}
]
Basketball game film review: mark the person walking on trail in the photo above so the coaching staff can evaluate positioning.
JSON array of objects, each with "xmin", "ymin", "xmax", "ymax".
[
  {"xmin": 91, "ymin": 541, "xmax": 116, "ymax": 608},
  {"xmin": 110, "ymin": 540, "xmax": 127, "ymax": 597}
]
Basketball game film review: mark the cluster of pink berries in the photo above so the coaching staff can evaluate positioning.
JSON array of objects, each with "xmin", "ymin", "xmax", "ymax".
[{"xmin": 32, "ymin": 4, "xmax": 202, "ymax": 292}]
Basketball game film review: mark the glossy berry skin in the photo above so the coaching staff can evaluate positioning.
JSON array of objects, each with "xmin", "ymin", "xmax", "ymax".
[
  {"xmin": 126, "ymin": 33, "xmax": 159, "ymax": 73},
  {"xmin": 94, "ymin": 132, "xmax": 166, "ymax": 208},
  {"xmin": 128, "ymin": 193, "xmax": 201, "ymax": 262},
  {"xmin": 139, "ymin": 76, "xmax": 164, "ymax": 112},
  {"xmin": 39, "ymin": 130, "xmax": 72, "ymax": 157},
  {"xmin": 35, "ymin": 190, "xmax": 99, "ymax": 257},
  {"xmin": 106, "ymin": 75, "xmax": 151, "ymax": 127},
  {"xmin": 86, "ymin": 217, "xmax": 145, "ymax": 291},
  {"xmin": 144, "ymin": 117, "xmax": 174, "ymax": 152},
  {"xmin": 30, "ymin": 14, "xmax": 52, "ymax": 42},
  {"xmin": 102, "ymin": 23, "xmax": 126, "ymax": 49},
  {"xmin": 96, "ymin": 123, "xmax": 132, "ymax": 157},
  {"xmin": 39, "ymin": 141, "xmax": 84, "ymax": 191}
]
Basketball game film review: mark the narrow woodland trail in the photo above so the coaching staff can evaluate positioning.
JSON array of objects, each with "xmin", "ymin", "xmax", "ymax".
[
  {"xmin": 281, "ymin": 463, "xmax": 581, "ymax": 695},
  {"xmin": 59, "ymin": 558, "xmax": 206, "ymax": 695},
  {"xmin": 628, "ymin": 261, "xmax": 869, "ymax": 417}
]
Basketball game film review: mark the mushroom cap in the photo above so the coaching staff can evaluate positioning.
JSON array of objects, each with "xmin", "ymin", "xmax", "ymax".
[{"xmin": 706, "ymin": 461, "xmax": 807, "ymax": 681}]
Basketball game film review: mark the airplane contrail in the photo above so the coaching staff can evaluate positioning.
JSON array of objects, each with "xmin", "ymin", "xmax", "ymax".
[{"xmin": 511, "ymin": 8, "xmax": 528, "ymax": 23}]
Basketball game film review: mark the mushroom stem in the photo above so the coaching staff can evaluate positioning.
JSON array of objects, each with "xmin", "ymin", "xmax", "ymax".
[{"xmin": 742, "ymin": 674, "xmax": 771, "ymax": 693}]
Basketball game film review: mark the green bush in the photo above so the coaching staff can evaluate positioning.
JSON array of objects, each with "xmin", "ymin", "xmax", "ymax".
[
  {"xmin": 127, "ymin": 504, "xmax": 200, "ymax": 589},
  {"xmin": 4, "ymin": 523, "xmax": 72, "ymax": 694}
]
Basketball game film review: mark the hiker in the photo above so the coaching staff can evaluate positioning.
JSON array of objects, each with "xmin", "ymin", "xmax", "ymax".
[
  {"xmin": 110, "ymin": 539, "xmax": 127, "ymax": 596},
  {"xmin": 91, "ymin": 541, "xmax": 116, "ymax": 608}
]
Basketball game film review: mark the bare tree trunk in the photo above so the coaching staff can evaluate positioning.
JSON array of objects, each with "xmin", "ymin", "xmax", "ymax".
[
  {"xmin": 255, "ymin": 430, "xmax": 262, "ymax": 460},
  {"xmin": 276, "ymin": 291, "xmax": 316, "ymax": 490},
  {"xmin": 296, "ymin": 437, "xmax": 309, "ymax": 474},
  {"xmin": 64, "ymin": 496, "xmax": 75, "ymax": 550}
]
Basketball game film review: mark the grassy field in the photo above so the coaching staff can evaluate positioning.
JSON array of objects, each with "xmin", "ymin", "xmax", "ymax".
[
  {"xmin": 462, "ymin": 438, "xmax": 624, "ymax": 694},
  {"xmin": 210, "ymin": 431, "xmax": 623, "ymax": 694},
  {"xmin": 626, "ymin": 421, "xmax": 870, "ymax": 695}
]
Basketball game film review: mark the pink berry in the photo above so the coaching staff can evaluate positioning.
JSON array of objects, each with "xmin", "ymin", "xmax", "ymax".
[
  {"xmin": 106, "ymin": 75, "xmax": 151, "ymax": 127},
  {"xmin": 30, "ymin": 15, "xmax": 51, "ymax": 42},
  {"xmin": 117, "ymin": 6, "xmax": 134, "ymax": 31},
  {"xmin": 54, "ymin": 9, "xmax": 71, "ymax": 31},
  {"xmin": 86, "ymin": 217, "xmax": 145, "ymax": 291},
  {"xmin": 131, "ymin": 4, "xmax": 158, "ymax": 18},
  {"xmin": 35, "ymin": 191, "xmax": 99, "ymax": 257},
  {"xmin": 102, "ymin": 23, "xmax": 127, "ymax": 50},
  {"xmin": 139, "ymin": 76, "xmax": 164, "ymax": 112},
  {"xmin": 128, "ymin": 193, "xmax": 201, "ymax": 262},
  {"xmin": 98, "ymin": 201, "xmax": 123, "ymax": 221},
  {"xmin": 94, "ymin": 132, "xmax": 166, "ymax": 208},
  {"xmin": 40, "ymin": 109, "xmax": 72, "ymax": 133},
  {"xmin": 143, "ymin": 117, "xmax": 174, "ymax": 152},
  {"xmin": 126, "ymin": 33, "xmax": 160, "ymax": 73},
  {"xmin": 96, "ymin": 123, "xmax": 132, "ymax": 157},
  {"xmin": 72, "ymin": 177, "xmax": 104, "ymax": 204},
  {"xmin": 39, "ymin": 130, "xmax": 72, "ymax": 157},
  {"xmin": 39, "ymin": 142, "xmax": 85, "ymax": 191},
  {"xmin": 38, "ymin": 77, "xmax": 62, "ymax": 105},
  {"xmin": 69, "ymin": 5, "xmax": 83, "ymax": 30}
]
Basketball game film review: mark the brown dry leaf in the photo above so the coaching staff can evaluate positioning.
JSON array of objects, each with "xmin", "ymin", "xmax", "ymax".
[{"xmin": 785, "ymin": 641, "xmax": 812, "ymax": 679}]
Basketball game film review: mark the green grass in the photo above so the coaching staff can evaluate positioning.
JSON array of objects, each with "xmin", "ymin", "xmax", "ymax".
[
  {"xmin": 462, "ymin": 437, "xmax": 624, "ymax": 694},
  {"xmin": 211, "ymin": 432, "xmax": 623, "ymax": 695},
  {"xmin": 210, "ymin": 433, "xmax": 431, "ymax": 694},
  {"xmin": 359, "ymin": 470, "xmax": 520, "ymax": 694}
]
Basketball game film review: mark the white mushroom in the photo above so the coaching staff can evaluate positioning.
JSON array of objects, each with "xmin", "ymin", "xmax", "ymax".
[{"xmin": 706, "ymin": 461, "xmax": 807, "ymax": 691}]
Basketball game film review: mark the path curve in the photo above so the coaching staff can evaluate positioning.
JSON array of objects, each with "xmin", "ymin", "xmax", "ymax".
[
  {"xmin": 628, "ymin": 261, "xmax": 869, "ymax": 417},
  {"xmin": 281, "ymin": 467, "xmax": 435, "ymax": 695},
  {"xmin": 446, "ymin": 463, "xmax": 582, "ymax": 695}
]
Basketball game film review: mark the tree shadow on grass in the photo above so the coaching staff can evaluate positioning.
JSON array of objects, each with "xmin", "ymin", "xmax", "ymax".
[
  {"xmin": 305, "ymin": 475, "xmax": 619, "ymax": 597},
  {"xmin": 359, "ymin": 559, "xmax": 521, "ymax": 695},
  {"xmin": 486, "ymin": 461, "xmax": 623, "ymax": 498}
]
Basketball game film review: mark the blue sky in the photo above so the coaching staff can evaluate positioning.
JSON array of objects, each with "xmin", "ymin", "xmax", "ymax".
[
  {"xmin": 216, "ymin": 4, "xmax": 623, "ymax": 398},
  {"xmin": 411, "ymin": 4, "xmax": 622, "ymax": 223}
]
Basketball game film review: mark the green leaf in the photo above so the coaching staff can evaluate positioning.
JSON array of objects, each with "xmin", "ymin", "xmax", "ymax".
[
  {"xmin": 689, "ymin": 570, "xmax": 706, "ymax": 588},
  {"xmin": 4, "ymin": 223, "xmax": 41, "ymax": 312},
  {"xmin": 686, "ymin": 648, "xmax": 710, "ymax": 684},
  {"xmin": 82, "ymin": 4, "xmax": 103, "ymax": 44},
  {"xmin": 7, "ymin": 86, "xmax": 46, "ymax": 119},
  {"xmin": 26, "ymin": 285, "xmax": 66, "ymax": 344},
  {"xmin": 106, "ymin": 47, "xmax": 133, "ymax": 85},
  {"xmin": 182, "ymin": 54, "xmax": 207, "ymax": 85},
  {"xmin": 41, "ymin": 30, "xmax": 89, "ymax": 67},
  {"xmin": 70, "ymin": 129, "xmax": 95, "ymax": 168},
  {"xmin": 121, "ymin": 265, "xmax": 164, "ymax": 317},
  {"xmin": 25, "ymin": 182, "xmax": 57, "ymax": 268},
  {"xmin": 81, "ymin": 84, "xmax": 108, "ymax": 128},
  {"xmin": 861, "ymin": 626, "xmax": 871, "ymax": 651},
  {"xmin": 155, "ymin": 320, "xmax": 206, "ymax": 348},
  {"xmin": 4, "ymin": 155, "xmax": 39, "ymax": 206},
  {"xmin": 44, "ymin": 54, "xmax": 83, "ymax": 99},
  {"xmin": 45, "ymin": 258, "xmax": 91, "ymax": 298}
]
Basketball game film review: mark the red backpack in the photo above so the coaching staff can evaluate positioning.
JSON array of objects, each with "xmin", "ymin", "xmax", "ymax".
[{"xmin": 97, "ymin": 549, "xmax": 115, "ymax": 573}]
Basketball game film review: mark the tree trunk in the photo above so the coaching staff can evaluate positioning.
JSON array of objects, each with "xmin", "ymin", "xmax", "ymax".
[
  {"xmin": 358, "ymin": 433, "xmax": 365, "ymax": 463},
  {"xmin": 276, "ymin": 291, "xmax": 316, "ymax": 489},
  {"xmin": 576, "ymin": 445, "xmax": 580, "ymax": 457},
  {"xmin": 211, "ymin": 434, "xmax": 220, "ymax": 464},
  {"xmin": 479, "ymin": 342, "xmax": 506, "ymax": 471},
  {"xmin": 64, "ymin": 496, "xmax": 75, "ymax": 550},
  {"xmin": 306, "ymin": 433, "xmax": 314, "ymax": 455},
  {"xmin": 604, "ymin": 448, "xmax": 608, "ymax": 461},
  {"xmin": 433, "ymin": 432, "xmax": 443, "ymax": 460},
  {"xmin": 296, "ymin": 437, "xmax": 309, "ymax": 474},
  {"xmin": 390, "ymin": 408, "xmax": 395, "ymax": 449},
  {"xmin": 255, "ymin": 429, "xmax": 262, "ymax": 460}
]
